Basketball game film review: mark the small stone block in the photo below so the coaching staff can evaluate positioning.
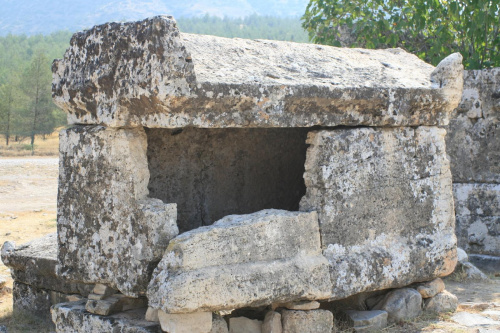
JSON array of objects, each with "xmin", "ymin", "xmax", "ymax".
[
  {"xmin": 88, "ymin": 293, "xmax": 107, "ymax": 301},
  {"xmin": 417, "ymin": 278, "xmax": 445, "ymax": 298},
  {"xmin": 229, "ymin": 317, "xmax": 263, "ymax": 333},
  {"xmin": 281, "ymin": 309, "xmax": 333, "ymax": 333},
  {"xmin": 424, "ymin": 290, "xmax": 458, "ymax": 313},
  {"xmin": 93, "ymin": 283, "xmax": 117, "ymax": 297},
  {"xmin": 212, "ymin": 314, "xmax": 229, "ymax": 333},
  {"xmin": 158, "ymin": 310, "xmax": 212, "ymax": 333},
  {"xmin": 145, "ymin": 307, "xmax": 159, "ymax": 322},
  {"xmin": 262, "ymin": 311, "xmax": 282, "ymax": 333},
  {"xmin": 272, "ymin": 300, "xmax": 320, "ymax": 310},
  {"xmin": 344, "ymin": 310, "xmax": 388, "ymax": 332}
]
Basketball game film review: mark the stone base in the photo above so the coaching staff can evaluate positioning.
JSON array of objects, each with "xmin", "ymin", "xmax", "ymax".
[{"xmin": 51, "ymin": 300, "xmax": 161, "ymax": 333}]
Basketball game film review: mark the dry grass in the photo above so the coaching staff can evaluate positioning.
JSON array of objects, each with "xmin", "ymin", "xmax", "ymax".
[{"xmin": 0, "ymin": 131, "xmax": 60, "ymax": 157}]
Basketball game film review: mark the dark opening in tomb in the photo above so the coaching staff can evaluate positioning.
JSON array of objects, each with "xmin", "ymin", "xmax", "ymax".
[{"xmin": 146, "ymin": 127, "xmax": 309, "ymax": 233}]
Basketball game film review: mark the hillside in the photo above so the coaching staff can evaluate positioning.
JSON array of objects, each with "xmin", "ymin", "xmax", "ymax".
[{"xmin": 0, "ymin": 0, "xmax": 309, "ymax": 35}]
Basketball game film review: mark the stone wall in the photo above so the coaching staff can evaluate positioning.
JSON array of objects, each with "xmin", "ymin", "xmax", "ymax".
[{"xmin": 446, "ymin": 68, "xmax": 500, "ymax": 257}]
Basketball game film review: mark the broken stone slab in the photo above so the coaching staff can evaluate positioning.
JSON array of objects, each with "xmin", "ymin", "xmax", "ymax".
[
  {"xmin": 281, "ymin": 309, "xmax": 334, "ymax": 333},
  {"xmin": 344, "ymin": 310, "xmax": 388, "ymax": 332},
  {"xmin": 454, "ymin": 261, "xmax": 490, "ymax": 281},
  {"xmin": 300, "ymin": 127, "xmax": 457, "ymax": 299},
  {"xmin": 53, "ymin": 16, "xmax": 463, "ymax": 129},
  {"xmin": 51, "ymin": 300, "xmax": 161, "ymax": 333},
  {"xmin": 57, "ymin": 126, "xmax": 179, "ymax": 297},
  {"xmin": 1, "ymin": 234, "xmax": 93, "ymax": 295},
  {"xmin": 445, "ymin": 68, "xmax": 500, "ymax": 183},
  {"xmin": 148, "ymin": 209, "xmax": 332, "ymax": 313},
  {"xmin": 453, "ymin": 183, "xmax": 500, "ymax": 256},
  {"xmin": 469, "ymin": 254, "xmax": 500, "ymax": 274},
  {"xmin": 158, "ymin": 310, "xmax": 212, "ymax": 333},
  {"xmin": 229, "ymin": 317, "xmax": 262, "ymax": 333},
  {"xmin": 416, "ymin": 278, "xmax": 445, "ymax": 298},
  {"xmin": 86, "ymin": 294, "xmax": 148, "ymax": 316},
  {"xmin": 424, "ymin": 290, "xmax": 458, "ymax": 313},
  {"xmin": 272, "ymin": 300, "xmax": 320, "ymax": 311},
  {"xmin": 372, "ymin": 288, "xmax": 422, "ymax": 323},
  {"xmin": 262, "ymin": 311, "xmax": 282, "ymax": 333}
]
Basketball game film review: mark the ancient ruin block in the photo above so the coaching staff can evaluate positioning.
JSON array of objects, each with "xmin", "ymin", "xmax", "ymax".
[
  {"xmin": 1, "ymin": 234, "xmax": 93, "ymax": 295},
  {"xmin": 51, "ymin": 301, "xmax": 161, "ymax": 333},
  {"xmin": 300, "ymin": 127, "xmax": 457, "ymax": 299},
  {"xmin": 147, "ymin": 210, "xmax": 332, "ymax": 313},
  {"xmin": 52, "ymin": 16, "xmax": 462, "ymax": 129},
  {"xmin": 446, "ymin": 69, "xmax": 500, "ymax": 183},
  {"xmin": 454, "ymin": 183, "xmax": 500, "ymax": 256},
  {"xmin": 57, "ymin": 126, "xmax": 178, "ymax": 297}
]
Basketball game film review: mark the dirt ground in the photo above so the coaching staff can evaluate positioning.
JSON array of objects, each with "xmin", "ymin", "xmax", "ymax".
[{"xmin": 0, "ymin": 154, "xmax": 498, "ymax": 332}]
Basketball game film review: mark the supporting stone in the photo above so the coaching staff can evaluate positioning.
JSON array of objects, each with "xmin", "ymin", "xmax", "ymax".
[
  {"xmin": 211, "ymin": 314, "xmax": 229, "ymax": 333},
  {"xmin": 158, "ymin": 310, "xmax": 212, "ymax": 333},
  {"xmin": 344, "ymin": 310, "xmax": 388, "ymax": 332},
  {"xmin": 148, "ymin": 209, "xmax": 332, "ymax": 313},
  {"xmin": 372, "ymin": 288, "xmax": 422, "ymax": 323},
  {"xmin": 416, "ymin": 278, "xmax": 445, "ymax": 298},
  {"xmin": 281, "ymin": 309, "xmax": 334, "ymax": 333},
  {"xmin": 272, "ymin": 301, "xmax": 320, "ymax": 311},
  {"xmin": 262, "ymin": 311, "xmax": 282, "ymax": 333},
  {"xmin": 57, "ymin": 126, "xmax": 179, "ymax": 297},
  {"xmin": 229, "ymin": 317, "xmax": 262, "ymax": 333},
  {"xmin": 51, "ymin": 301, "xmax": 160, "ymax": 333},
  {"xmin": 300, "ymin": 127, "xmax": 457, "ymax": 299},
  {"xmin": 424, "ymin": 290, "xmax": 458, "ymax": 313}
]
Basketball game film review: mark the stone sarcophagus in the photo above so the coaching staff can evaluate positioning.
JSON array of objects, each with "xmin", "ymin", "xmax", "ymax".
[{"xmin": 48, "ymin": 16, "xmax": 463, "ymax": 332}]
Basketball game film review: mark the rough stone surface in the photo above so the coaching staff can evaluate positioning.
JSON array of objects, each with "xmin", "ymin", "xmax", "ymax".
[
  {"xmin": 451, "ymin": 312, "xmax": 500, "ymax": 327},
  {"xmin": 459, "ymin": 262, "xmax": 489, "ymax": 281},
  {"xmin": 158, "ymin": 310, "xmax": 212, "ymax": 333},
  {"xmin": 211, "ymin": 314, "xmax": 229, "ymax": 333},
  {"xmin": 372, "ymin": 288, "xmax": 423, "ymax": 323},
  {"xmin": 454, "ymin": 183, "xmax": 500, "ymax": 256},
  {"xmin": 229, "ymin": 317, "xmax": 262, "ymax": 333},
  {"xmin": 262, "ymin": 311, "xmax": 282, "ymax": 333},
  {"xmin": 446, "ymin": 69, "xmax": 500, "ymax": 183},
  {"xmin": 300, "ymin": 127, "xmax": 457, "ymax": 299},
  {"xmin": 57, "ymin": 126, "xmax": 178, "ymax": 297},
  {"xmin": 469, "ymin": 254, "xmax": 500, "ymax": 274},
  {"xmin": 85, "ymin": 294, "xmax": 147, "ymax": 316},
  {"xmin": 145, "ymin": 307, "xmax": 159, "ymax": 322},
  {"xmin": 457, "ymin": 248, "xmax": 468, "ymax": 263},
  {"xmin": 147, "ymin": 127, "xmax": 308, "ymax": 232},
  {"xmin": 1, "ymin": 234, "xmax": 93, "ymax": 295},
  {"xmin": 51, "ymin": 300, "xmax": 161, "ymax": 332},
  {"xmin": 281, "ymin": 309, "xmax": 334, "ymax": 333},
  {"xmin": 424, "ymin": 290, "xmax": 458, "ymax": 313},
  {"xmin": 13, "ymin": 281, "xmax": 51, "ymax": 318},
  {"xmin": 273, "ymin": 301, "xmax": 320, "ymax": 311},
  {"xmin": 344, "ymin": 310, "xmax": 388, "ymax": 332},
  {"xmin": 53, "ymin": 16, "xmax": 463, "ymax": 129},
  {"xmin": 148, "ymin": 209, "xmax": 332, "ymax": 313},
  {"xmin": 416, "ymin": 278, "xmax": 445, "ymax": 298}
]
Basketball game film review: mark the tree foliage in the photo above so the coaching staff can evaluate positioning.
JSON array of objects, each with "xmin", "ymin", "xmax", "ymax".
[{"xmin": 301, "ymin": 0, "xmax": 500, "ymax": 69}]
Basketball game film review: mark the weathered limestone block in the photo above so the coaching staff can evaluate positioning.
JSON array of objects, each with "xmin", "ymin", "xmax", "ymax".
[
  {"xmin": 212, "ymin": 315, "xmax": 229, "ymax": 333},
  {"xmin": 281, "ymin": 309, "xmax": 334, "ymax": 333},
  {"xmin": 51, "ymin": 301, "xmax": 161, "ymax": 333},
  {"xmin": 272, "ymin": 300, "xmax": 320, "ymax": 310},
  {"xmin": 53, "ymin": 16, "xmax": 463, "ymax": 129},
  {"xmin": 454, "ymin": 183, "xmax": 500, "ymax": 256},
  {"xmin": 344, "ymin": 310, "xmax": 388, "ymax": 332},
  {"xmin": 424, "ymin": 290, "xmax": 458, "ymax": 313},
  {"xmin": 148, "ymin": 210, "xmax": 332, "ymax": 313},
  {"xmin": 300, "ymin": 127, "xmax": 457, "ymax": 299},
  {"xmin": 57, "ymin": 126, "xmax": 178, "ymax": 297},
  {"xmin": 1, "ymin": 234, "xmax": 93, "ymax": 295},
  {"xmin": 416, "ymin": 278, "xmax": 445, "ymax": 298},
  {"xmin": 229, "ymin": 317, "xmax": 262, "ymax": 333},
  {"xmin": 13, "ymin": 282, "xmax": 51, "ymax": 318},
  {"xmin": 372, "ymin": 288, "xmax": 422, "ymax": 323},
  {"xmin": 262, "ymin": 311, "xmax": 282, "ymax": 333},
  {"xmin": 158, "ymin": 310, "xmax": 212, "ymax": 333},
  {"xmin": 446, "ymin": 69, "xmax": 500, "ymax": 183}
]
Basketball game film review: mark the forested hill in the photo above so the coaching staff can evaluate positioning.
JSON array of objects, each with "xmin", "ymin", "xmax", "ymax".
[{"xmin": 0, "ymin": 0, "xmax": 309, "ymax": 36}]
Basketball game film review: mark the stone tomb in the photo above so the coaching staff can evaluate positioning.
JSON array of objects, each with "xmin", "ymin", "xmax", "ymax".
[{"xmin": 48, "ymin": 16, "xmax": 464, "ymax": 332}]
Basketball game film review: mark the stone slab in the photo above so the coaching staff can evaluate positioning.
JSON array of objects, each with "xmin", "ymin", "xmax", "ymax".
[
  {"xmin": 158, "ymin": 310, "xmax": 212, "ymax": 333},
  {"xmin": 281, "ymin": 309, "xmax": 334, "ymax": 333},
  {"xmin": 262, "ymin": 311, "xmax": 282, "ymax": 333},
  {"xmin": 451, "ymin": 312, "xmax": 500, "ymax": 327},
  {"xmin": 344, "ymin": 310, "xmax": 388, "ymax": 332},
  {"xmin": 1, "ymin": 234, "xmax": 93, "ymax": 295},
  {"xmin": 57, "ymin": 126, "xmax": 178, "ymax": 297},
  {"xmin": 454, "ymin": 183, "xmax": 500, "ymax": 256},
  {"xmin": 148, "ymin": 210, "xmax": 332, "ymax": 313},
  {"xmin": 446, "ymin": 68, "xmax": 500, "ymax": 183},
  {"xmin": 469, "ymin": 254, "xmax": 500, "ymax": 274},
  {"xmin": 52, "ymin": 16, "xmax": 463, "ymax": 128},
  {"xmin": 300, "ymin": 127, "xmax": 457, "ymax": 299},
  {"xmin": 51, "ymin": 301, "xmax": 161, "ymax": 332}
]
